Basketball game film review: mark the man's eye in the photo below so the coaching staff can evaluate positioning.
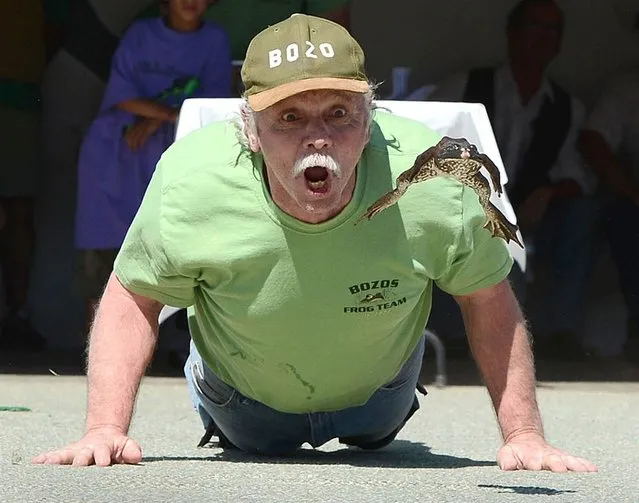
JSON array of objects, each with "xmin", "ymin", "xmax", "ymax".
[
  {"xmin": 333, "ymin": 108, "xmax": 347, "ymax": 118},
  {"xmin": 282, "ymin": 112, "xmax": 298, "ymax": 122}
]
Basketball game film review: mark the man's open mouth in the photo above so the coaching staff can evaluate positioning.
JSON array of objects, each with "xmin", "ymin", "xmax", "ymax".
[{"xmin": 304, "ymin": 166, "xmax": 330, "ymax": 192}]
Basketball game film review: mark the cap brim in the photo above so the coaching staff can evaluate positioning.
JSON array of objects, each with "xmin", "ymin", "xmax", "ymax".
[{"xmin": 247, "ymin": 77, "xmax": 370, "ymax": 111}]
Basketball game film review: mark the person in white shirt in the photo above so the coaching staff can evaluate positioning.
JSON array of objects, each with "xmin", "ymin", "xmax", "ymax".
[
  {"xmin": 579, "ymin": 26, "xmax": 639, "ymax": 361},
  {"xmin": 427, "ymin": 0, "xmax": 599, "ymax": 360}
]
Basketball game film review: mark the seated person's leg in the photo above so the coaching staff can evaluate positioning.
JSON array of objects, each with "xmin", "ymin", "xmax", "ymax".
[
  {"xmin": 603, "ymin": 198, "xmax": 639, "ymax": 356},
  {"xmin": 0, "ymin": 106, "xmax": 45, "ymax": 351},
  {"xmin": 533, "ymin": 195, "xmax": 601, "ymax": 357}
]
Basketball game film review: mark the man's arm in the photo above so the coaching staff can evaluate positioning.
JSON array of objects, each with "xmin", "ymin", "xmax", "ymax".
[
  {"xmin": 577, "ymin": 74, "xmax": 639, "ymax": 204},
  {"xmin": 518, "ymin": 99, "xmax": 590, "ymax": 227},
  {"xmin": 33, "ymin": 273, "xmax": 164, "ymax": 466},
  {"xmin": 454, "ymin": 279, "xmax": 597, "ymax": 472},
  {"xmin": 455, "ymin": 279, "xmax": 542, "ymax": 441},
  {"xmin": 578, "ymin": 129, "xmax": 639, "ymax": 204},
  {"xmin": 85, "ymin": 273, "xmax": 164, "ymax": 433},
  {"xmin": 547, "ymin": 99, "xmax": 592, "ymax": 199}
]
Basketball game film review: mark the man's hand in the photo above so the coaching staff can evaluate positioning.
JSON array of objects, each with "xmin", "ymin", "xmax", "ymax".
[
  {"xmin": 125, "ymin": 118, "xmax": 164, "ymax": 151},
  {"xmin": 32, "ymin": 426, "xmax": 142, "ymax": 467},
  {"xmin": 32, "ymin": 275, "xmax": 162, "ymax": 468},
  {"xmin": 517, "ymin": 186, "xmax": 555, "ymax": 228},
  {"xmin": 497, "ymin": 432, "xmax": 598, "ymax": 473}
]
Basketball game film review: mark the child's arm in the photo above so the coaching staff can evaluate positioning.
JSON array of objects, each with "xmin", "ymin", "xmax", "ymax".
[
  {"xmin": 116, "ymin": 99, "xmax": 178, "ymax": 122},
  {"xmin": 101, "ymin": 22, "xmax": 175, "ymax": 122}
]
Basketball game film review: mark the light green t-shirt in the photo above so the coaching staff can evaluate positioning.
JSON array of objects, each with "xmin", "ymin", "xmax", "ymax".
[{"xmin": 114, "ymin": 110, "xmax": 513, "ymax": 413}]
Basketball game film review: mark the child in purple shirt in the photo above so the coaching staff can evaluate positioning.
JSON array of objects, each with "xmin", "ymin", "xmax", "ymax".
[{"xmin": 74, "ymin": 0, "xmax": 231, "ymax": 330}]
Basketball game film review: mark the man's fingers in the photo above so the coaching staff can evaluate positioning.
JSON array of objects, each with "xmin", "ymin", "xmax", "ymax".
[
  {"xmin": 563, "ymin": 455, "xmax": 598, "ymax": 473},
  {"xmin": 497, "ymin": 446, "xmax": 520, "ymax": 471},
  {"xmin": 37, "ymin": 448, "xmax": 74, "ymax": 465},
  {"xmin": 31, "ymin": 453, "xmax": 47, "ymax": 464},
  {"xmin": 119, "ymin": 439, "xmax": 143, "ymax": 465},
  {"xmin": 93, "ymin": 444, "xmax": 115, "ymax": 467},
  {"xmin": 543, "ymin": 453, "xmax": 568, "ymax": 473},
  {"xmin": 72, "ymin": 447, "xmax": 99, "ymax": 466},
  {"xmin": 498, "ymin": 455, "xmax": 519, "ymax": 471}
]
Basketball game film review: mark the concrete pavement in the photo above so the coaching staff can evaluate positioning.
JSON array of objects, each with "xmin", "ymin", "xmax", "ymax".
[{"xmin": 1, "ymin": 373, "xmax": 637, "ymax": 503}]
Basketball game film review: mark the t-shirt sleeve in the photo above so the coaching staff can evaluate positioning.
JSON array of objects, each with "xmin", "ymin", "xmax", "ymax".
[
  {"xmin": 99, "ymin": 24, "xmax": 143, "ymax": 110},
  {"xmin": 113, "ymin": 160, "xmax": 196, "ymax": 308},
  {"xmin": 435, "ymin": 185, "xmax": 514, "ymax": 296}
]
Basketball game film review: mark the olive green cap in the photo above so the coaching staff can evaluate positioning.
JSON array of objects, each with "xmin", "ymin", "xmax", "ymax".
[{"xmin": 241, "ymin": 14, "xmax": 369, "ymax": 111}]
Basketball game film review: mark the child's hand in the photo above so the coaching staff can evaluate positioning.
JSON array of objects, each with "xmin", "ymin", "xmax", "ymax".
[{"xmin": 125, "ymin": 118, "xmax": 163, "ymax": 151}]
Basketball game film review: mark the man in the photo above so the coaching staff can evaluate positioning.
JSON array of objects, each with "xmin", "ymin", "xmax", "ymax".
[
  {"xmin": 0, "ymin": 0, "xmax": 67, "ymax": 352},
  {"xmin": 578, "ymin": 11, "xmax": 639, "ymax": 362},
  {"xmin": 427, "ymin": 0, "xmax": 598, "ymax": 359},
  {"xmin": 33, "ymin": 15, "xmax": 596, "ymax": 472}
]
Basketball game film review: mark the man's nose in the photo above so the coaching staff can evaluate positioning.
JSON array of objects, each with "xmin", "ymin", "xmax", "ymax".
[{"xmin": 305, "ymin": 120, "xmax": 333, "ymax": 150}]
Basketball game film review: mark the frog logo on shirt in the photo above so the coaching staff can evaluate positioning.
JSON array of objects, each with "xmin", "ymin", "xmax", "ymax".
[
  {"xmin": 343, "ymin": 278, "xmax": 407, "ymax": 314},
  {"xmin": 360, "ymin": 292, "xmax": 385, "ymax": 304}
]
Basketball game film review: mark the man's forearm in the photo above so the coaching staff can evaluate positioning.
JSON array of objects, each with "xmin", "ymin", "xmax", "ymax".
[
  {"xmin": 85, "ymin": 274, "xmax": 162, "ymax": 433},
  {"xmin": 458, "ymin": 281, "xmax": 544, "ymax": 442},
  {"xmin": 578, "ymin": 130, "xmax": 639, "ymax": 201}
]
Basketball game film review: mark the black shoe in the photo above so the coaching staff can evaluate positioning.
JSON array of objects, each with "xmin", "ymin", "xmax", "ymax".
[
  {"xmin": 0, "ymin": 313, "xmax": 47, "ymax": 352},
  {"xmin": 197, "ymin": 421, "xmax": 237, "ymax": 449}
]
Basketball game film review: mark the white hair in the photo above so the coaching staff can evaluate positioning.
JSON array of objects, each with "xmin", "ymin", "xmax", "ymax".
[
  {"xmin": 234, "ymin": 83, "xmax": 378, "ymax": 150},
  {"xmin": 293, "ymin": 152, "xmax": 342, "ymax": 178}
]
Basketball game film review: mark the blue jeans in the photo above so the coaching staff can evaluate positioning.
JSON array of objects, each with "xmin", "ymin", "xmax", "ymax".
[{"xmin": 184, "ymin": 337, "xmax": 425, "ymax": 455}]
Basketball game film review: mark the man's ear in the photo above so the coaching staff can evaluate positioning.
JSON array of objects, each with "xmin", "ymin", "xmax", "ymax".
[
  {"xmin": 241, "ymin": 107, "xmax": 261, "ymax": 153},
  {"xmin": 247, "ymin": 128, "xmax": 261, "ymax": 153}
]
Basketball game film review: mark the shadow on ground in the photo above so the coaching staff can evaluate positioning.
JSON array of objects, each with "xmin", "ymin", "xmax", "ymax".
[
  {"xmin": 142, "ymin": 440, "xmax": 495, "ymax": 470},
  {"xmin": 477, "ymin": 484, "xmax": 577, "ymax": 496}
]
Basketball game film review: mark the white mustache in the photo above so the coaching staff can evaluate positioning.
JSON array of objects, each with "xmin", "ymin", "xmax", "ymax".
[{"xmin": 293, "ymin": 153, "xmax": 342, "ymax": 178}]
